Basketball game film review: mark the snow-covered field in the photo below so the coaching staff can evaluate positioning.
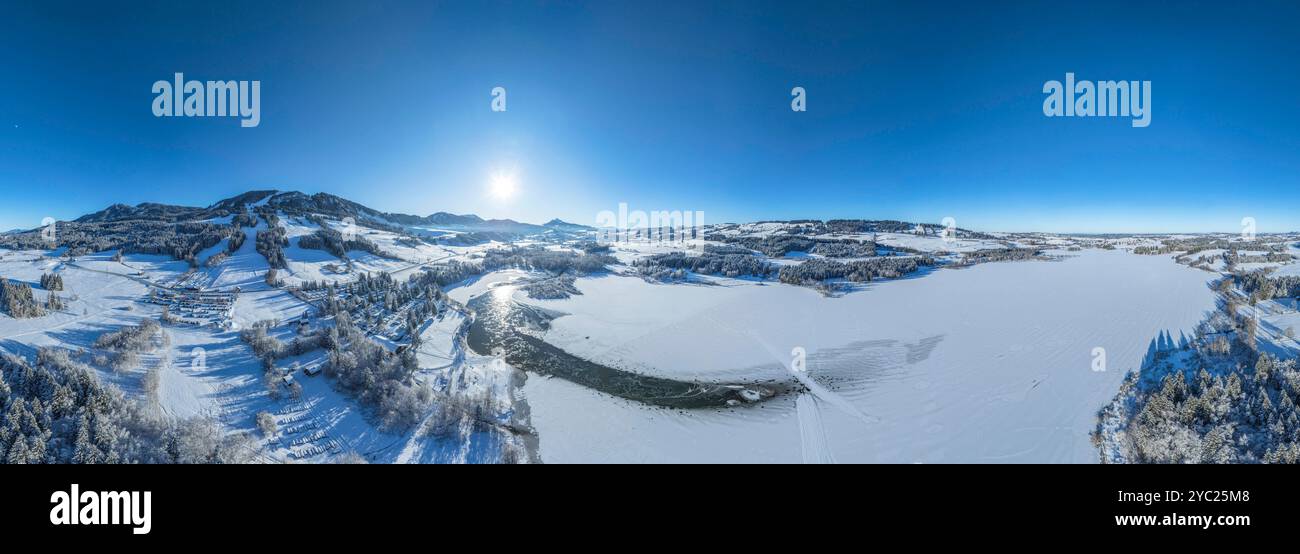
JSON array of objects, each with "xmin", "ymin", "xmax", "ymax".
[
  {"xmin": 871, "ymin": 232, "xmax": 1006, "ymax": 253},
  {"xmin": 0, "ymin": 250, "xmax": 164, "ymax": 350},
  {"xmin": 516, "ymin": 248, "xmax": 1218, "ymax": 463},
  {"xmin": 0, "ymin": 218, "xmax": 1263, "ymax": 464}
]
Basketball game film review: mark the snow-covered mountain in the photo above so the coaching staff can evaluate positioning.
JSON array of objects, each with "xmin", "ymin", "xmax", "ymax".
[
  {"xmin": 542, "ymin": 218, "xmax": 595, "ymax": 232},
  {"xmin": 55, "ymin": 190, "xmax": 560, "ymax": 236}
]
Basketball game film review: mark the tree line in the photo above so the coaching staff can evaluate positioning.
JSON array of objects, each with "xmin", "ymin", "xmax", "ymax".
[
  {"xmin": 777, "ymin": 256, "xmax": 933, "ymax": 286},
  {"xmin": 634, "ymin": 249, "xmax": 776, "ymax": 280},
  {"xmin": 0, "ymin": 220, "xmax": 233, "ymax": 266},
  {"xmin": 1, "ymin": 278, "xmax": 44, "ymax": 319},
  {"xmin": 39, "ymin": 273, "xmax": 64, "ymax": 291},
  {"xmin": 296, "ymin": 215, "xmax": 393, "ymax": 260},
  {"xmin": 707, "ymin": 234, "xmax": 877, "ymax": 258},
  {"xmin": 254, "ymin": 210, "xmax": 290, "ymax": 269}
]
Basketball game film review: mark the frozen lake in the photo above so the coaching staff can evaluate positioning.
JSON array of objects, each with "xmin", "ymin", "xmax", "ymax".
[{"xmin": 516, "ymin": 248, "xmax": 1218, "ymax": 463}]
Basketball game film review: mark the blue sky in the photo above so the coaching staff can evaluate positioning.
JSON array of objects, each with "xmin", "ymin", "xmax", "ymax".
[{"xmin": 2, "ymin": 0, "xmax": 1298, "ymax": 233}]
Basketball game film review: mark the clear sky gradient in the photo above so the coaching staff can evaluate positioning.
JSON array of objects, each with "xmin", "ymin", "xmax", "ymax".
[{"xmin": 2, "ymin": 0, "xmax": 1298, "ymax": 233}]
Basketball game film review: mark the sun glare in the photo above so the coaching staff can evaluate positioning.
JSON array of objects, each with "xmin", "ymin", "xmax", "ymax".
[{"xmin": 489, "ymin": 171, "xmax": 517, "ymax": 200}]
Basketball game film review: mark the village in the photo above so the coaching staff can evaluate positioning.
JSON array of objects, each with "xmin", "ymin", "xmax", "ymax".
[{"xmin": 145, "ymin": 287, "xmax": 237, "ymax": 328}]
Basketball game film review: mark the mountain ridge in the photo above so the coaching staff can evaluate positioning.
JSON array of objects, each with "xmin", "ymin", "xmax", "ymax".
[{"xmin": 69, "ymin": 189, "xmax": 570, "ymax": 234}]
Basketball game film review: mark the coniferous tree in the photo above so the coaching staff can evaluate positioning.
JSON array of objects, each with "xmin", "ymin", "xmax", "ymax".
[
  {"xmin": 72, "ymin": 416, "xmax": 100, "ymax": 464},
  {"xmin": 6, "ymin": 435, "xmax": 28, "ymax": 464},
  {"xmin": 0, "ymin": 279, "xmax": 45, "ymax": 318}
]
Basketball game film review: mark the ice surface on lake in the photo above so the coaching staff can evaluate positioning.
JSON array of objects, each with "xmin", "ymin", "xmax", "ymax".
[{"xmin": 521, "ymin": 249, "xmax": 1218, "ymax": 463}]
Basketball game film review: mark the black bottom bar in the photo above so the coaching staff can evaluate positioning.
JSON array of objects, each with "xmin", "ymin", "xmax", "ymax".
[{"xmin": 5, "ymin": 464, "xmax": 1283, "ymax": 542}]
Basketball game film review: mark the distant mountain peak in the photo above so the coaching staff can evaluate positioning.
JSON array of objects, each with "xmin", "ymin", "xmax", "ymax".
[
  {"xmin": 544, "ymin": 218, "xmax": 595, "ymax": 231},
  {"xmin": 426, "ymin": 212, "xmax": 484, "ymax": 225},
  {"xmin": 205, "ymin": 190, "xmax": 278, "ymax": 212},
  {"xmin": 74, "ymin": 201, "xmax": 204, "ymax": 223},
  {"xmin": 60, "ymin": 188, "xmax": 583, "ymax": 240}
]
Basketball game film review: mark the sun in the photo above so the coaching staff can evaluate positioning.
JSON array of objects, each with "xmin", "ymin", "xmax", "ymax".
[{"xmin": 489, "ymin": 170, "xmax": 518, "ymax": 200}]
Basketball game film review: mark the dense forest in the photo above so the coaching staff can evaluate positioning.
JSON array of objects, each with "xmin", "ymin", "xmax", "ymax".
[
  {"xmin": 1096, "ymin": 276, "xmax": 1300, "ymax": 463},
  {"xmin": 0, "ymin": 348, "xmax": 254, "ymax": 464},
  {"xmin": 710, "ymin": 235, "xmax": 877, "ymax": 258},
  {"xmin": 777, "ymin": 256, "xmax": 933, "ymax": 285},
  {"xmin": 254, "ymin": 210, "xmax": 290, "ymax": 269},
  {"xmin": 295, "ymin": 216, "xmax": 393, "ymax": 260},
  {"xmin": 0, "ymin": 220, "xmax": 234, "ymax": 265},
  {"xmin": 1, "ymin": 278, "xmax": 44, "ymax": 318},
  {"xmin": 634, "ymin": 249, "xmax": 775, "ymax": 280}
]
